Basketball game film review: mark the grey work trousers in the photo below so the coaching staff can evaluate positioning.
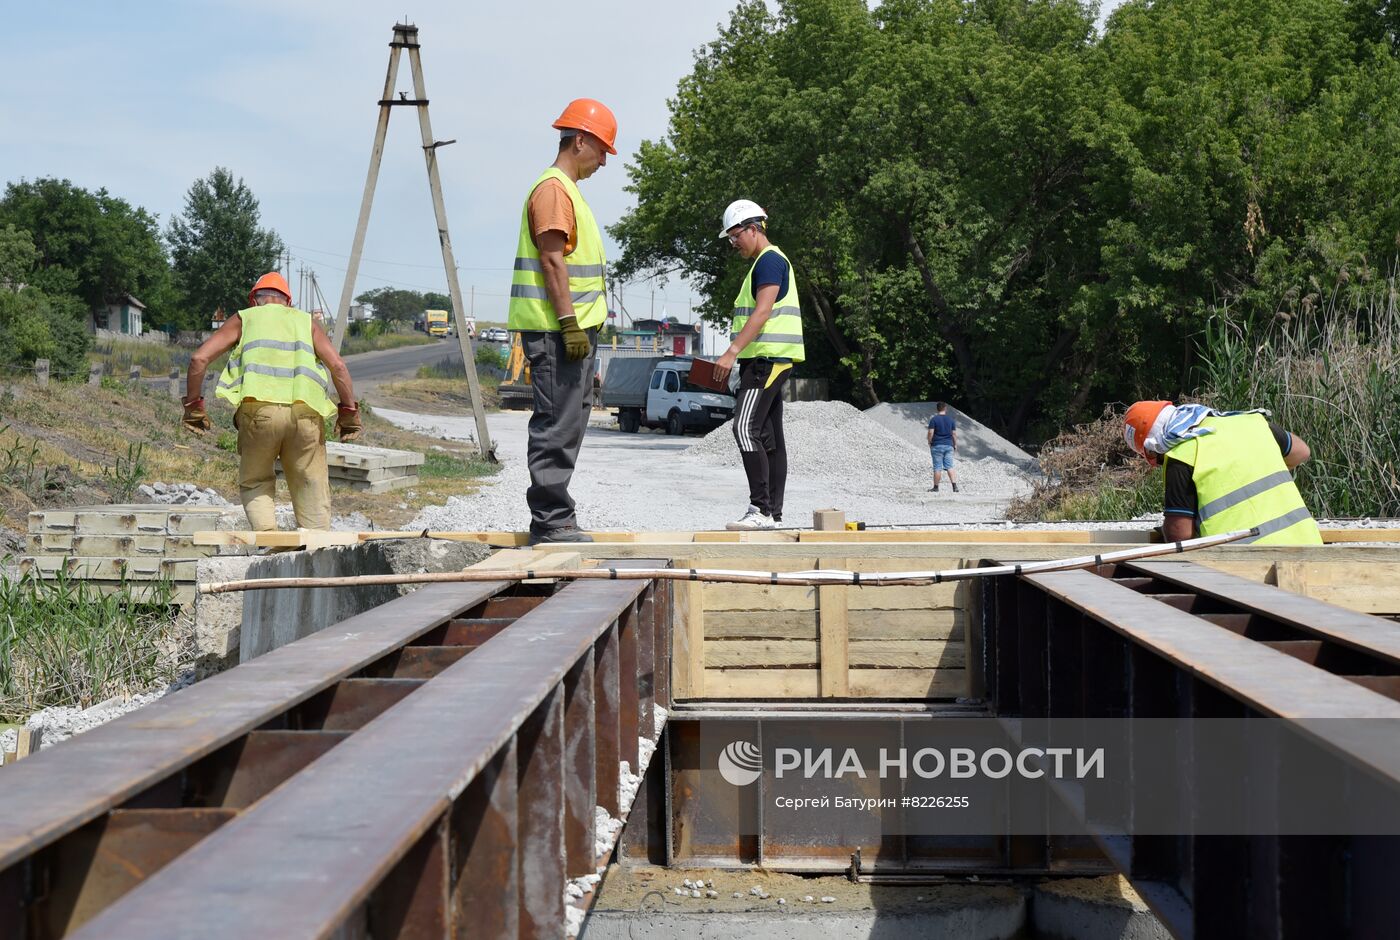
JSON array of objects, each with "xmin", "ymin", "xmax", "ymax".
[{"xmin": 522, "ymin": 328, "xmax": 597, "ymax": 534}]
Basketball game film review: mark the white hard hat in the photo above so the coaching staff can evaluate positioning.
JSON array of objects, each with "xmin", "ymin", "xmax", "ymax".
[{"xmin": 718, "ymin": 199, "xmax": 767, "ymax": 238}]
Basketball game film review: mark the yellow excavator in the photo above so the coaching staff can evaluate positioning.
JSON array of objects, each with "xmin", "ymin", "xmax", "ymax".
[{"xmin": 497, "ymin": 333, "xmax": 534, "ymax": 409}]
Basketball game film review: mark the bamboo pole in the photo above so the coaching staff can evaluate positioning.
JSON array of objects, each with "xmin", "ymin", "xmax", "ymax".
[{"xmin": 198, "ymin": 529, "xmax": 1256, "ymax": 595}]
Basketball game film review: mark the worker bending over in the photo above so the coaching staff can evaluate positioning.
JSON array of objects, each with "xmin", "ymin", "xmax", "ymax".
[
  {"xmin": 508, "ymin": 99, "xmax": 617, "ymax": 545},
  {"xmin": 1124, "ymin": 400, "xmax": 1321, "ymax": 545},
  {"xmin": 182, "ymin": 272, "xmax": 360, "ymax": 531},
  {"xmin": 712, "ymin": 200, "xmax": 805, "ymax": 531}
]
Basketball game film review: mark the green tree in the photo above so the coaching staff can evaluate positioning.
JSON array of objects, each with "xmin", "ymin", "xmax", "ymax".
[
  {"xmin": 0, "ymin": 178, "xmax": 173, "ymax": 325},
  {"xmin": 167, "ymin": 168, "xmax": 284, "ymax": 328},
  {"xmin": 613, "ymin": 0, "xmax": 1100, "ymax": 438},
  {"xmin": 615, "ymin": 0, "xmax": 1400, "ymax": 441},
  {"xmin": 354, "ymin": 286, "xmax": 427, "ymax": 324},
  {"xmin": 0, "ymin": 225, "xmax": 90, "ymax": 375}
]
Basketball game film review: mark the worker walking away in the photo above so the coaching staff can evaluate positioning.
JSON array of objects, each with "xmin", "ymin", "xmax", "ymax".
[
  {"xmin": 1124, "ymin": 400, "xmax": 1322, "ymax": 545},
  {"xmin": 182, "ymin": 272, "xmax": 360, "ymax": 532},
  {"xmin": 508, "ymin": 99, "xmax": 617, "ymax": 545},
  {"xmin": 926, "ymin": 401, "xmax": 959, "ymax": 493},
  {"xmin": 712, "ymin": 200, "xmax": 804, "ymax": 531}
]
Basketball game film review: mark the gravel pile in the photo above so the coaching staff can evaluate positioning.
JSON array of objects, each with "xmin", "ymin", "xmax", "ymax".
[
  {"xmin": 138, "ymin": 482, "xmax": 231, "ymax": 506},
  {"xmin": 682, "ymin": 400, "xmax": 1036, "ymax": 498},
  {"xmin": 864, "ymin": 401, "xmax": 1039, "ymax": 470},
  {"xmin": 401, "ymin": 401, "xmax": 1038, "ymax": 533}
]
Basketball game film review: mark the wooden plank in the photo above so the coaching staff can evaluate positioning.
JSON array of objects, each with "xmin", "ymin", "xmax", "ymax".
[
  {"xmin": 705, "ymin": 639, "xmax": 964, "ymax": 669},
  {"xmin": 798, "ymin": 529, "xmax": 1153, "ymax": 544},
  {"xmin": 1270, "ymin": 561, "xmax": 1308, "ymax": 595},
  {"xmin": 16, "ymin": 728, "xmax": 41, "ymax": 759},
  {"xmin": 693, "ymin": 530, "xmax": 799, "ymax": 543},
  {"xmin": 193, "ymin": 530, "xmax": 360, "ymax": 549},
  {"xmin": 470, "ymin": 549, "xmax": 583, "ymax": 579},
  {"xmin": 702, "ymin": 668, "xmax": 965, "ymax": 699},
  {"xmin": 705, "ymin": 583, "xmax": 817, "ymax": 611},
  {"xmin": 817, "ymin": 557, "xmax": 849, "ymax": 697},
  {"xmin": 673, "ymin": 557, "xmax": 705, "ymax": 698},
  {"xmin": 705, "ymin": 608, "xmax": 962, "ymax": 640},
  {"xmin": 1320, "ymin": 529, "xmax": 1400, "ymax": 543}
]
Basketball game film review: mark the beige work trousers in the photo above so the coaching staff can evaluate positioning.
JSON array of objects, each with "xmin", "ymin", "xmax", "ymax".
[{"xmin": 236, "ymin": 400, "xmax": 331, "ymax": 531}]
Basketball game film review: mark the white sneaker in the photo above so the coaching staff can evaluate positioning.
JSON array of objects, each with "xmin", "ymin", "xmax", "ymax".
[{"xmin": 725, "ymin": 506, "xmax": 776, "ymax": 531}]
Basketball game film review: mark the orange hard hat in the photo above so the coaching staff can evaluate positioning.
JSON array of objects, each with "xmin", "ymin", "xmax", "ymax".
[
  {"xmin": 249, "ymin": 272, "xmax": 291, "ymax": 306},
  {"xmin": 1124, "ymin": 400, "xmax": 1172, "ymax": 464},
  {"xmin": 552, "ymin": 98, "xmax": 618, "ymax": 155}
]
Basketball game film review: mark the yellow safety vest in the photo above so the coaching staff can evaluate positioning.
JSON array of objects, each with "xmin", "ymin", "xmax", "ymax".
[
  {"xmin": 508, "ymin": 168, "xmax": 608, "ymax": 331},
  {"xmin": 731, "ymin": 245, "xmax": 804, "ymax": 361},
  {"xmin": 214, "ymin": 305, "xmax": 335, "ymax": 418},
  {"xmin": 1164, "ymin": 413, "xmax": 1322, "ymax": 545}
]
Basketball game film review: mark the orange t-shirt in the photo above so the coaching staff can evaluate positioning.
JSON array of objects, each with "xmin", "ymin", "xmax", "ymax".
[{"xmin": 526, "ymin": 177, "xmax": 577, "ymax": 254}]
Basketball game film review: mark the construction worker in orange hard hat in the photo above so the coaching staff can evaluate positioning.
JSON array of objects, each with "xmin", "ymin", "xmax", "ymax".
[
  {"xmin": 507, "ymin": 100, "xmax": 618, "ymax": 545},
  {"xmin": 1123, "ymin": 400, "xmax": 1321, "ymax": 546},
  {"xmin": 182, "ymin": 272, "xmax": 360, "ymax": 532}
]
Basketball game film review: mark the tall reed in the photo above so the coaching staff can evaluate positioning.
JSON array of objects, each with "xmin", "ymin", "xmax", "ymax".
[{"xmin": 1200, "ymin": 275, "xmax": 1400, "ymax": 518}]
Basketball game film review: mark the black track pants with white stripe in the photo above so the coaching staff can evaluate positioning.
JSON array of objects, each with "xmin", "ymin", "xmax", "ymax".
[{"xmin": 732, "ymin": 358, "xmax": 791, "ymax": 519}]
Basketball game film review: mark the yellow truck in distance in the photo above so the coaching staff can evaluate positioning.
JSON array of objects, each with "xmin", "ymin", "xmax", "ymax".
[{"xmin": 424, "ymin": 309, "xmax": 450, "ymax": 337}]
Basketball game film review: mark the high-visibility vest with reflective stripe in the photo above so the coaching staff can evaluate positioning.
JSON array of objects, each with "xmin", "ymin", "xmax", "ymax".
[
  {"xmin": 731, "ymin": 245, "xmax": 804, "ymax": 361},
  {"xmin": 214, "ymin": 305, "xmax": 336, "ymax": 418},
  {"xmin": 1164, "ymin": 413, "xmax": 1321, "ymax": 546},
  {"xmin": 508, "ymin": 168, "xmax": 607, "ymax": 331}
]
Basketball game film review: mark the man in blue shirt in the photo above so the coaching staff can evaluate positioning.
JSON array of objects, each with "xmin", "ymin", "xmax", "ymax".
[{"xmin": 926, "ymin": 402, "xmax": 959, "ymax": 493}]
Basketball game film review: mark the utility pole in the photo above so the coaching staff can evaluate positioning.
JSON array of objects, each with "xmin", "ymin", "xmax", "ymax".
[{"xmin": 331, "ymin": 22, "xmax": 495, "ymax": 460}]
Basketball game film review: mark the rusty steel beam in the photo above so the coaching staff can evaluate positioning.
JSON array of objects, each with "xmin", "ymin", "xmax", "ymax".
[
  {"xmin": 1126, "ymin": 560, "xmax": 1400, "ymax": 666},
  {"xmin": 985, "ymin": 567, "xmax": 1400, "ymax": 939},
  {"xmin": 67, "ymin": 566, "xmax": 669, "ymax": 939},
  {"xmin": 0, "ymin": 581, "xmax": 509, "ymax": 874}
]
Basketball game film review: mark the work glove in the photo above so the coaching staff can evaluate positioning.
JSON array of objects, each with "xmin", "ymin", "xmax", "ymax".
[
  {"xmin": 558, "ymin": 315, "xmax": 591, "ymax": 362},
  {"xmin": 336, "ymin": 402, "xmax": 363, "ymax": 442},
  {"xmin": 182, "ymin": 396, "xmax": 210, "ymax": 434}
]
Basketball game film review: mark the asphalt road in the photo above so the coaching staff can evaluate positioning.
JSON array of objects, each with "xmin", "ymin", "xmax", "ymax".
[{"xmin": 342, "ymin": 338, "xmax": 468, "ymax": 383}]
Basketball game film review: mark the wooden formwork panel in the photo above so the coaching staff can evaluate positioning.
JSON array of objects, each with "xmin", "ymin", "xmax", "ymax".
[
  {"xmin": 677, "ymin": 555, "xmax": 971, "ymax": 702},
  {"xmin": 655, "ymin": 542, "xmax": 1400, "ymax": 703}
]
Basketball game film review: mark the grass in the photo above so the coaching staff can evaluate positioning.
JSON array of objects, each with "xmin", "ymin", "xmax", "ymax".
[
  {"xmin": 0, "ymin": 375, "xmax": 501, "ymax": 533},
  {"xmin": 341, "ymin": 330, "xmax": 440, "ymax": 356},
  {"xmin": 374, "ymin": 374, "xmax": 501, "ymax": 413},
  {"xmin": 420, "ymin": 450, "xmax": 496, "ymax": 480},
  {"xmin": 90, "ymin": 338, "xmax": 192, "ymax": 376},
  {"xmin": 0, "ymin": 570, "xmax": 185, "ymax": 722},
  {"xmin": 1200, "ymin": 275, "xmax": 1400, "ymax": 518}
]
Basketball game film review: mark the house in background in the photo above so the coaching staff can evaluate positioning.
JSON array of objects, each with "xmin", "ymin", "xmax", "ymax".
[
  {"xmin": 90, "ymin": 295, "xmax": 145, "ymax": 337},
  {"xmin": 616, "ymin": 317, "xmax": 703, "ymax": 356}
]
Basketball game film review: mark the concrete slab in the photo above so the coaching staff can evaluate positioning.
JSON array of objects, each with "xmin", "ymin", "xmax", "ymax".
[
  {"xmin": 239, "ymin": 537, "xmax": 491, "ymax": 662},
  {"xmin": 583, "ymin": 866, "xmax": 1025, "ymax": 940},
  {"xmin": 1032, "ymin": 875, "xmax": 1171, "ymax": 940},
  {"xmin": 194, "ymin": 556, "xmax": 259, "ymax": 669}
]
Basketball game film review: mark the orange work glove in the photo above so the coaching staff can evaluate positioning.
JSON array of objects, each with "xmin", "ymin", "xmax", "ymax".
[{"xmin": 182, "ymin": 396, "xmax": 211, "ymax": 434}]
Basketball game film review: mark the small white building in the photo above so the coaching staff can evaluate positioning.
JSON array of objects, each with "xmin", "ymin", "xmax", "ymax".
[{"xmin": 91, "ymin": 295, "xmax": 145, "ymax": 336}]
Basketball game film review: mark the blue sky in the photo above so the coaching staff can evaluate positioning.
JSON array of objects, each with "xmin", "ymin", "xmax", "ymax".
[{"xmin": 0, "ymin": 0, "xmax": 1125, "ymax": 327}]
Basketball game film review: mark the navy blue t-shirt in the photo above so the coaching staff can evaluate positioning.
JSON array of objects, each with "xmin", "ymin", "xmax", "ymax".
[
  {"xmin": 928, "ymin": 413, "xmax": 956, "ymax": 446},
  {"xmin": 750, "ymin": 250, "xmax": 790, "ymax": 298}
]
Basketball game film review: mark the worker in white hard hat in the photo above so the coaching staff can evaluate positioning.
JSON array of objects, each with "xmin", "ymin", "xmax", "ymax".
[{"xmin": 713, "ymin": 199, "xmax": 805, "ymax": 531}]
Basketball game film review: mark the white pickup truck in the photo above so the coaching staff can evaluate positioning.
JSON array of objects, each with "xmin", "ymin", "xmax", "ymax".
[{"xmin": 599, "ymin": 356, "xmax": 735, "ymax": 435}]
